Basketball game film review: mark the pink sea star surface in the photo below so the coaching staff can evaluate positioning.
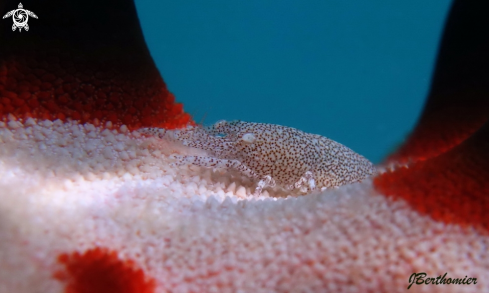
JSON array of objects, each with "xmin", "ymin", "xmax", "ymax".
[{"xmin": 0, "ymin": 117, "xmax": 487, "ymax": 293}]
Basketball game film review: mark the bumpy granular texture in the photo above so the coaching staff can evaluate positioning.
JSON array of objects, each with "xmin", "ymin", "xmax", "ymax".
[
  {"xmin": 0, "ymin": 0, "xmax": 488, "ymax": 291},
  {"xmin": 0, "ymin": 118, "xmax": 488, "ymax": 293},
  {"xmin": 141, "ymin": 120, "xmax": 376, "ymax": 194},
  {"xmin": 0, "ymin": 48, "xmax": 192, "ymax": 129},
  {"xmin": 375, "ymin": 121, "xmax": 489, "ymax": 231},
  {"xmin": 54, "ymin": 248, "xmax": 155, "ymax": 293}
]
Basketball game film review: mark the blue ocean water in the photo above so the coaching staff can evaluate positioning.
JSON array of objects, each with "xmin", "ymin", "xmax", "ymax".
[{"xmin": 135, "ymin": 1, "xmax": 452, "ymax": 163}]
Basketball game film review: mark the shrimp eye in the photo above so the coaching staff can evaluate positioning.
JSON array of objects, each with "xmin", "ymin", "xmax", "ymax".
[
  {"xmin": 214, "ymin": 120, "xmax": 228, "ymax": 129},
  {"xmin": 241, "ymin": 133, "xmax": 256, "ymax": 144}
]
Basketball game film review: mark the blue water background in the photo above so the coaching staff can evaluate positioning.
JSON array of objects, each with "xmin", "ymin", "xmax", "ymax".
[{"xmin": 135, "ymin": 1, "xmax": 452, "ymax": 163}]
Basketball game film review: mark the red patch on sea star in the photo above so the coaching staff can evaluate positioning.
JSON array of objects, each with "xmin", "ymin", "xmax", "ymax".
[
  {"xmin": 375, "ymin": 121, "xmax": 489, "ymax": 231},
  {"xmin": 0, "ymin": 50, "xmax": 192, "ymax": 130},
  {"xmin": 54, "ymin": 248, "xmax": 156, "ymax": 293}
]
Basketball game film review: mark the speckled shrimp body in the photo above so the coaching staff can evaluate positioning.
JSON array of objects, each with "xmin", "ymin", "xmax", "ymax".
[{"xmin": 140, "ymin": 120, "xmax": 376, "ymax": 195}]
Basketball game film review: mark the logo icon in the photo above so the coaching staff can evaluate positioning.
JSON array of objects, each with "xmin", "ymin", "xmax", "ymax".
[{"xmin": 2, "ymin": 3, "xmax": 38, "ymax": 32}]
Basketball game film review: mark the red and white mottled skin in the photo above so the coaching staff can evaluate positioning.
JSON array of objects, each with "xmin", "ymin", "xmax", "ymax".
[{"xmin": 140, "ymin": 120, "xmax": 376, "ymax": 195}]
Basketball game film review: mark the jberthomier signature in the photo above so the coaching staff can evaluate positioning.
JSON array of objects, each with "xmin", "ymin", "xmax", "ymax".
[{"xmin": 408, "ymin": 272, "xmax": 478, "ymax": 289}]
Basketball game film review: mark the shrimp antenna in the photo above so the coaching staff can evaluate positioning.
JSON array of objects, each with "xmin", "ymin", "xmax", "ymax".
[{"xmin": 198, "ymin": 106, "xmax": 213, "ymax": 126}]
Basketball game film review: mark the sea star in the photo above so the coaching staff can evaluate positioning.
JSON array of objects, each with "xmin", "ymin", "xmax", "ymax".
[{"xmin": 0, "ymin": 0, "xmax": 488, "ymax": 292}]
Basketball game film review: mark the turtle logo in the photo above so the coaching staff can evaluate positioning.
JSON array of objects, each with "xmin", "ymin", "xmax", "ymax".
[{"xmin": 2, "ymin": 3, "xmax": 38, "ymax": 32}]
